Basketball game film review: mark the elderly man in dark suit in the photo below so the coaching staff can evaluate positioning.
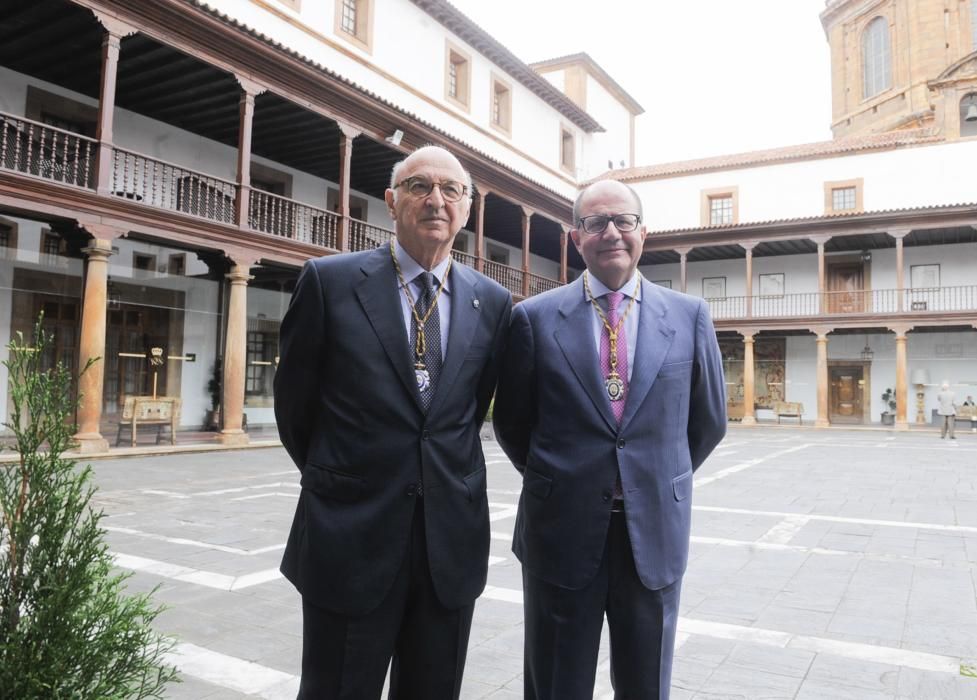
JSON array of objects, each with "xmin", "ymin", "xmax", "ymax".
[
  {"xmin": 275, "ymin": 145, "xmax": 511, "ymax": 699},
  {"xmin": 494, "ymin": 179, "xmax": 727, "ymax": 699}
]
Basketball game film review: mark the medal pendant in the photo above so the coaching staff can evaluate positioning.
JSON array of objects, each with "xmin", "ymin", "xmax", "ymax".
[
  {"xmin": 415, "ymin": 367, "xmax": 431, "ymax": 392},
  {"xmin": 605, "ymin": 373, "xmax": 625, "ymax": 402}
]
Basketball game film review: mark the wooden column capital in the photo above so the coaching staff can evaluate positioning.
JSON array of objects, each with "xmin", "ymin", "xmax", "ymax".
[
  {"xmin": 808, "ymin": 234, "xmax": 832, "ymax": 246},
  {"xmin": 520, "ymin": 205, "xmax": 535, "ymax": 220},
  {"xmin": 234, "ymin": 75, "xmax": 268, "ymax": 97},
  {"xmin": 90, "ymin": 11, "xmax": 137, "ymax": 39},
  {"xmin": 337, "ymin": 121, "xmax": 363, "ymax": 141},
  {"xmin": 888, "ymin": 228, "xmax": 911, "ymax": 240},
  {"xmin": 77, "ymin": 222, "xmax": 127, "ymax": 241}
]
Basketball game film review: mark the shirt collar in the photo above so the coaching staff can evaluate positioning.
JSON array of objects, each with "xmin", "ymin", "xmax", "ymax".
[
  {"xmin": 394, "ymin": 238, "xmax": 451, "ymax": 293},
  {"xmin": 586, "ymin": 270, "xmax": 642, "ymax": 302}
]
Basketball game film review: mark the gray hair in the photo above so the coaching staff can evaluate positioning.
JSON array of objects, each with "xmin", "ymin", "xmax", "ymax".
[
  {"xmin": 572, "ymin": 180, "xmax": 643, "ymax": 226},
  {"xmin": 389, "ymin": 144, "xmax": 474, "ymax": 203}
]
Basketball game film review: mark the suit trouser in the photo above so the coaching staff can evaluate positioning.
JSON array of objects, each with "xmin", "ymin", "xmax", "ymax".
[
  {"xmin": 298, "ymin": 504, "xmax": 474, "ymax": 700},
  {"xmin": 522, "ymin": 511, "xmax": 681, "ymax": 700},
  {"xmin": 941, "ymin": 415, "xmax": 955, "ymax": 439}
]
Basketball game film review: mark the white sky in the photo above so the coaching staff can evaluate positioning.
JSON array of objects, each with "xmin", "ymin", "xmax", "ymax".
[{"xmin": 448, "ymin": 0, "xmax": 834, "ymax": 166}]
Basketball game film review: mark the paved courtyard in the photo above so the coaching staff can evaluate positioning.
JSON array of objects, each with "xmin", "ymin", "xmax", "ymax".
[{"xmin": 88, "ymin": 426, "xmax": 977, "ymax": 699}]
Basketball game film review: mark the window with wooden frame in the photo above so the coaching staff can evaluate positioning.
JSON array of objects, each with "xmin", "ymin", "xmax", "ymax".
[
  {"xmin": 445, "ymin": 42, "xmax": 471, "ymax": 110},
  {"xmin": 167, "ymin": 253, "xmax": 186, "ymax": 276},
  {"xmin": 560, "ymin": 126, "xmax": 576, "ymax": 174},
  {"xmin": 335, "ymin": 0, "xmax": 373, "ymax": 52},
  {"xmin": 490, "ymin": 75, "xmax": 512, "ymax": 134},
  {"xmin": 0, "ymin": 218, "xmax": 17, "ymax": 257},
  {"xmin": 132, "ymin": 252, "xmax": 157, "ymax": 276},
  {"xmin": 824, "ymin": 178, "xmax": 863, "ymax": 214},
  {"xmin": 40, "ymin": 229, "xmax": 63, "ymax": 257},
  {"xmin": 700, "ymin": 187, "xmax": 739, "ymax": 227}
]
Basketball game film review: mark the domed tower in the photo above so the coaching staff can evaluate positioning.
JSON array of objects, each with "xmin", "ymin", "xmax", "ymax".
[{"xmin": 820, "ymin": 0, "xmax": 977, "ymax": 139}]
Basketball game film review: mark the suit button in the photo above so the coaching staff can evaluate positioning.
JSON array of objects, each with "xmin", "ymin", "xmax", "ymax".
[
  {"xmin": 422, "ymin": 430, "xmax": 430, "ymax": 441},
  {"xmin": 617, "ymin": 438, "xmax": 626, "ymax": 449},
  {"xmin": 406, "ymin": 484, "xmax": 416, "ymax": 497},
  {"xmin": 602, "ymin": 490, "xmax": 612, "ymax": 502}
]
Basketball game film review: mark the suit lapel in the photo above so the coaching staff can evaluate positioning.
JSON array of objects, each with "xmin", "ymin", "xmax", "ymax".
[
  {"xmin": 354, "ymin": 247, "xmax": 423, "ymax": 412},
  {"xmin": 554, "ymin": 278, "xmax": 617, "ymax": 432},
  {"xmin": 619, "ymin": 279, "xmax": 675, "ymax": 430},
  {"xmin": 426, "ymin": 262, "xmax": 479, "ymax": 416}
]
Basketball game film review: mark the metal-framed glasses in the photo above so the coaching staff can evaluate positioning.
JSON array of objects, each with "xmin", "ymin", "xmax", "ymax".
[
  {"xmin": 577, "ymin": 213, "xmax": 641, "ymax": 235},
  {"xmin": 394, "ymin": 176, "xmax": 469, "ymax": 203}
]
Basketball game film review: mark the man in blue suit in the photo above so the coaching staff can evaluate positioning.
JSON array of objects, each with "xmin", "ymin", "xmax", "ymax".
[
  {"xmin": 494, "ymin": 179, "xmax": 726, "ymax": 699},
  {"xmin": 276, "ymin": 146, "xmax": 511, "ymax": 699}
]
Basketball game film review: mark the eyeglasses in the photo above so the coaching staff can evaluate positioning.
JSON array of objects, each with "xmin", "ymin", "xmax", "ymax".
[
  {"xmin": 394, "ymin": 176, "xmax": 469, "ymax": 203},
  {"xmin": 577, "ymin": 213, "xmax": 641, "ymax": 235}
]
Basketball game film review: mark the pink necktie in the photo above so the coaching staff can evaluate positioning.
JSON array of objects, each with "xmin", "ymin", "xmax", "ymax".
[{"xmin": 600, "ymin": 291, "xmax": 628, "ymax": 423}]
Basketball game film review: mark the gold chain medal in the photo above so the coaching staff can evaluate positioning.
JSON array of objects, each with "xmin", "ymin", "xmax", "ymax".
[
  {"xmin": 389, "ymin": 240, "xmax": 451, "ymax": 392},
  {"xmin": 583, "ymin": 271, "xmax": 640, "ymax": 403}
]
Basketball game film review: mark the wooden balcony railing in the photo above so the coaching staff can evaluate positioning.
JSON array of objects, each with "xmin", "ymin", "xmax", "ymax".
[
  {"xmin": 111, "ymin": 147, "xmax": 236, "ymax": 224},
  {"xmin": 707, "ymin": 285, "xmax": 977, "ymax": 319},
  {"xmin": 482, "ymin": 260, "xmax": 524, "ymax": 296},
  {"xmin": 528, "ymin": 271, "xmax": 560, "ymax": 296},
  {"xmin": 249, "ymin": 189, "xmax": 340, "ymax": 248},
  {"xmin": 349, "ymin": 217, "xmax": 394, "ymax": 252},
  {"xmin": 0, "ymin": 111, "xmax": 96, "ymax": 188},
  {"xmin": 450, "ymin": 250, "xmax": 478, "ymax": 268}
]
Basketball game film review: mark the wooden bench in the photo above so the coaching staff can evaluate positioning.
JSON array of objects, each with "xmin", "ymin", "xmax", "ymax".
[
  {"xmin": 957, "ymin": 404, "xmax": 977, "ymax": 432},
  {"xmin": 773, "ymin": 400, "xmax": 804, "ymax": 425},
  {"xmin": 116, "ymin": 396, "xmax": 181, "ymax": 446}
]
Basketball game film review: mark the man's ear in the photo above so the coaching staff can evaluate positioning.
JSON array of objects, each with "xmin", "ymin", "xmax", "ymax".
[
  {"xmin": 569, "ymin": 228, "xmax": 583, "ymax": 253},
  {"xmin": 384, "ymin": 188, "xmax": 396, "ymax": 217}
]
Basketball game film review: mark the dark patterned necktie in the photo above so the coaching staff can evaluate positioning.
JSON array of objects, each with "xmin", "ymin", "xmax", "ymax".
[{"xmin": 410, "ymin": 272, "xmax": 442, "ymax": 411}]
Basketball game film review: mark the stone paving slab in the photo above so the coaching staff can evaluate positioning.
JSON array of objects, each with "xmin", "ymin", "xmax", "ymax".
[{"xmin": 73, "ymin": 427, "xmax": 977, "ymax": 698}]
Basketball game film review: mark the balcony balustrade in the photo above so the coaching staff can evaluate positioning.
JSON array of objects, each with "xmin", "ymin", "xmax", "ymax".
[
  {"xmin": 0, "ymin": 110, "xmax": 96, "ymax": 188},
  {"xmin": 482, "ymin": 260, "xmax": 525, "ymax": 296},
  {"xmin": 450, "ymin": 250, "xmax": 478, "ymax": 268},
  {"xmin": 249, "ymin": 189, "xmax": 340, "ymax": 248},
  {"xmin": 706, "ymin": 285, "xmax": 977, "ymax": 319}
]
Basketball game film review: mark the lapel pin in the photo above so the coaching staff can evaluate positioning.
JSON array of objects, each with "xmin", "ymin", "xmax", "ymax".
[{"xmin": 472, "ymin": 299, "xmax": 480, "ymax": 309}]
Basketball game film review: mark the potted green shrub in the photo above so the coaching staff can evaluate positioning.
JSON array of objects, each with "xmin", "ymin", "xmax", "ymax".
[{"xmin": 880, "ymin": 388, "xmax": 897, "ymax": 425}]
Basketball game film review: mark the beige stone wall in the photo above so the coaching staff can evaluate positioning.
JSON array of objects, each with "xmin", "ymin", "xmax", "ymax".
[{"xmin": 822, "ymin": 0, "xmax": 977, "ymax": 139}]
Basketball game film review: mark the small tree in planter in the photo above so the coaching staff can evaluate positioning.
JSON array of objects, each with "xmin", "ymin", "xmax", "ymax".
[
  {"xmin": 880, "ymin": 388, "xmax": 897, "ymax": 425},
  {"xmin": 0, "ymin": 321, "xmax": 177, "ymax": 698}
]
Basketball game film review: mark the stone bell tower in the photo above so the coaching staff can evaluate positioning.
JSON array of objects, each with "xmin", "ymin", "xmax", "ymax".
[{"xmin": 820, "ymin": 0, "xmax": 977, "ymax": 139}]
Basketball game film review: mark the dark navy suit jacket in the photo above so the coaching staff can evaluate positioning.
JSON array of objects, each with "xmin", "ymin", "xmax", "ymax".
[
  {"xmin": 275, "ymin": 246, "xmax": 511, "ymax": 615},
  {"xmin": 494, "ymin": 276, "xmax": 726, "ymax": 591}
]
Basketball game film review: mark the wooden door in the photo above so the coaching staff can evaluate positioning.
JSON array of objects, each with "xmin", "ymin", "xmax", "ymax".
[
  {"xmin": 829, "ymin": 366, "xmax": 864, "ymax": 424},
  {"xmin": 827, "ymin": 262, "xmax": 864, "ymax": 313}
]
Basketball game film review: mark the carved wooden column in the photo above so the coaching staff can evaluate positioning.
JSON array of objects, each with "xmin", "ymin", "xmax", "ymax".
[
  {"xmin": 521, "ymin": 206, "xmax": 532, "ymax": 298},
  {"xmin": 234, "ymin": 77, "xmax": 264, "ymax": 229},
  {"xmin": 741, "ymin": 331, "xmax": 757, "ymax": 426},
  {"xmin": 73, "ymin": 228, "xmax": 121, "ymax": 452},
  {"xmin": 219, "ymin": 262, "xmax": 254, "ymax": 445},
  {"xmin": 473, "ymin": 190, "xmax": 486, "ymax": 273},
  {"xmin": 337, "ymin": 122, "xmax": 361, "ymax": 252},
  {"xmin": 892, "ymin": 325, "xmax": 910, "ymax": 431},
  {"xmin": 891, "ymin": 229, "xmax": 909, "ymax": 312},
  {"xmin": 91, "ymin": 15, "xmax": 135, "ymax": 195},
  {"xmin": 810, "ymin": 235, "xmax": 831, "ymax": 315},
  {"xmin": 559, "ymin": 228, "xmax": 569, "ymax": 284},
  {"xmin": 677, "ymin": 246, "xmax": 692, "ymax": 293},
  {"xmin": 743, "ymin": 241, "xmax": 757, "ymax": 318},
  {"xmin": 815, "ymin": 329, "xmax": 830, "ymax": 428}
]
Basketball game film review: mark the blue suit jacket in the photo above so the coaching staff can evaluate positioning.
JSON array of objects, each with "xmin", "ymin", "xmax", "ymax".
[{"xmin": 494, "ymin": 276, "xmax": 726, "ymax": 591}]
